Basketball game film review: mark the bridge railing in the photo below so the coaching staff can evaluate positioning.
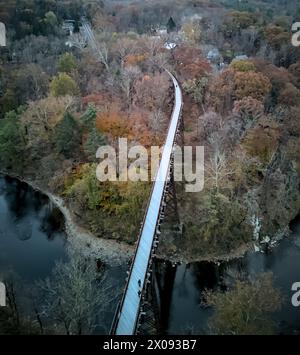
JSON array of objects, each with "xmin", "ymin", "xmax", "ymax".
[{"xmin": 110, "ymin": 71, "xmax": 183, "ymax": 335}]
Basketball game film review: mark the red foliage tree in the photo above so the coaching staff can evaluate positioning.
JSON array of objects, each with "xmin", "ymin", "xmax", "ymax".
[{"xmin": 174, "ymin": 46, "xmax": 211, "ymax": 80}]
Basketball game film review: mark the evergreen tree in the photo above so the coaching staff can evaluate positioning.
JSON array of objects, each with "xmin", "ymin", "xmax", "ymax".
[
  {"xmin": 0, "ymin": 110, "xmax": 26, "ymax": 170},
  {"xmin": 58, "ymin": 53, "xmax": 77, "ymax": 74},
  {"xmin": 83, "ymin": 128, "xmax": 106, "ymax": 161},
  {"xmin": 81, "ymin": 104, "xmax": 97, "ymax": 128},
  {"xmin": 167, "ymin": 17, "xmax": 176, "ymax": 33},
  {"xmin": 50, "ymin": 73, "xmax": 79, "ymax": 97},
  {"xmin": 53, "ymin": 112, "xmax": 81, "ymax": 158}
]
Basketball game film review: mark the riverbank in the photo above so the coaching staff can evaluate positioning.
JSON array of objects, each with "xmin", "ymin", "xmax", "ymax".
[
  {"xmin": 156, "ymin": 219, "xmax": 293, "ymax": 265},
  {"xmin": 0, "ymin": 172, "xmax": 297, "ymax": 267},
  {"xmin": 156, "ymin": 240, "xmax": 254, "ymax": 265},
  {"xmin": 156, "ymin": 221, "xmax": 300, "ymax": 335},
  {"xmin": 0, "ymin": 172, "xmax": 134, "ymax": 266}
]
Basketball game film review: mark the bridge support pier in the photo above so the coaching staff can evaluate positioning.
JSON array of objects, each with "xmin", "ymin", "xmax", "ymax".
[
  {"xmin": 164, "ymin": 157, "xmax": 180, "ymax": 224},
  {"xmin": 137, "ymin": 261, "xmax": 160, "ymax": 335}
]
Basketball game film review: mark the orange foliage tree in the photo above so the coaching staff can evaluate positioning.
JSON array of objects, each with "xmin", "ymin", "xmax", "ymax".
[
  {"xmin": 129, "ymin": 109, "xmax": 163, "ymax": 147},
  {"xmin": 96, "ymin": 108, "xmax": 134, "ymax": 148},
  {"xmin": 174, "ymin": 46, "xmax": 211, "ymax": 80},
  {"xmin": 242, "ymin": 118, "xmax": 281, "ymax": 164},
  {"xmin": 96, "ymin": 107, "xmax": 161, "ymax": 148},
  {"xmin": 278, "ymin": 83, "xmax": 300, "ymax": 107},
  {"xmin": 289, "ymin": 61, "xmax": 300, "ymax": 89},
  {"xmin": 124, "ymin": 54, "xmax": 146, "ymax": 67},
  {"xmin": 234, "ymin": 71, "xmax": 272, "ymax": 101},
  {"xmin": 233, "ymin": 96, "xmax": 264, "ymax": 122},
  {"xmin": 209, "ymin": 68, "xmax": 235, "ymax": 114}
]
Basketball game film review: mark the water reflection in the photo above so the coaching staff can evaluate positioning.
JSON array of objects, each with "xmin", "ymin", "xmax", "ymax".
[
  {"xmin": 0, "ymin": 175, "xmax": 67, "ymax": 282},
  {"xmin": 1, "ymin": 174, "xmax": 299, "ymax": 334},
  {"xmin": 157, "ymin": 218, "xmax": 300, "ymax": 335},
  {"xmin": 0, "ymin": 175, "xmax": 126, "ymax": 334}
]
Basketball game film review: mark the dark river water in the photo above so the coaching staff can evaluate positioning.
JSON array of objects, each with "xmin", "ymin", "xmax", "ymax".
[
  {"xmin": 0, "ymin": 175, "xmax": 124, "ymax": 334},
  {"xmin": 0, "ymin": 176, "xmax": 67, "ymax": 281},
  {"xmin": 0, "ymin": 175, "xmax": 299, "ymax": 334},
  {"xmin": 157, "ymin": 219, "xmax": 300, "ymax": 335}
]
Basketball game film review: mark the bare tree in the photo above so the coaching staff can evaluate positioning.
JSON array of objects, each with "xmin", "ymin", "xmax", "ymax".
[
  {"xmin": 149, "ymin": 108, "xmax": 167, "ymax": 134},
  {"xmin": 0, "ymin": 273, "xmax": 40, "ymax": 335},
  {"xmin": 120, "ymin": 65, "xmax": 141, "ymax": 107},
  {"xmin": 200, "ymin": 110, "xmax": 224, "ymax": 139},
  {"xmin": 143, "ymin": 36, "xmax": 163, "ymax": 58},
  {"xmin": 81, "ymin": 21, "xmax": 110, "ymax": 71},
  {"xmin": 38, "ymin": 249, "xmax": 115, "ymax": 335},
  {"xmin": 20, "ymin": 96, "xmax": 76, "ymax": 148},
  {"xmin": 114, "ymin": 37, "xmax": 137, "ymax": 69},
  {"xmin": 206, "ymin": 135, "xmax": 234, "ymax": 193},
  {"xmin": 94, "ymin": 41, "xmax": 110, "ymax": 71},
  {"xmin": 134, "ymin": 72, "xmax": 169, "ymax": 109},
  {"xmin": 143, "ymin": 36, "xmax": 171, "ymax": 71},
  {"xmin": 149, "ymin": 52, "xmax": 170, "ymax": 71}
]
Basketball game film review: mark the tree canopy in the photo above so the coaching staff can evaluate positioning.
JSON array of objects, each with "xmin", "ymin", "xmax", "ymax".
[
  {"xmin": 53, "ymin": 111, "xmax": 81, "ymax": 158},
  {"xmin": 205, "ymin": 273, "xmax": 282, "ymax": 335},
  {"xmin": 50, "ymin": 73, "xmax": 79, "ymax": 97}
]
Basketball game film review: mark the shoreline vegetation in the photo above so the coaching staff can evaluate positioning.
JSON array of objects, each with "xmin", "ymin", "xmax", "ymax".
[
  {"xmin": 1, "ymin": 172, "xmax": 295, "ymax": 266},
  {"xmin": 0, "ymin": 0, "xmax": 299, "ymax": 267},
  {"xmin": 0, "ymin": 171, "xmax": 133, "ymax": 266}
]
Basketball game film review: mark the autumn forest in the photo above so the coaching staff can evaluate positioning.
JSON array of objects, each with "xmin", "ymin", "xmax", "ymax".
[{"xmin": 0, "ymin": 0, "xmax": 300, "ymax": 336}]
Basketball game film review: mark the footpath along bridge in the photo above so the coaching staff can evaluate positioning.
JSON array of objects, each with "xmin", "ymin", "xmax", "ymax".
[
  {"xmin": 110, "ymin": 71, "xmax": 183, "ymax": 335},
  {"xmin": 77, "ymin": 19, "xmax": 184, "ymax": 334}
]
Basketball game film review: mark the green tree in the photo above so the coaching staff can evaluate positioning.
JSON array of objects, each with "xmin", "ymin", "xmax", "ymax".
[
  {"xmin": 230, "ymin": 60, "xmax": 256, "ymax": 72},
  {"xmin": 265, "ymin": 25, "xmax": 290, "ymax": 51},
  {"xmin": 81, "ymin": 104, "xmax": 97, "ymax": 127},
  {"xmin": 0, "ymin": 90, "xmax": 18, "ymax": 116},
  {"xmin": 43, "ymin": 11, "xmax": 58, "ymax": 34},
  {"xmin": 234, "ymin": 71, "xmax": 272, "ymax": 101},
  {"xmin": 58, "ymin": 53, "xmax": 77, "ymax": 74},
  {"xmin": 205, "ymin": 273, "xmax": 282, "ymax": 335},
  {"xmin": 230, "ymin": 11, "xmax": 257, "ymax": 29},
  {"xmin": 0, "ymin": 110, "xmax": 26, "ymax": 170},
  {"xmin": 0, "ymin": 64, "xmax": 49, "ymax": 116},
  {"xmin": 83, "ymin": 128, "xmax": 106, "ymax": 161},
  {"xmin": 167, "ymin": 17, "xmax": 176, "ymax": 33},
  {"xmin": 53, "ymin": 112, "xmax": 81, "ymax": 158},
  {"xmin": 50, "ymin": 73, "xmax": 79, "ymax": 97}
]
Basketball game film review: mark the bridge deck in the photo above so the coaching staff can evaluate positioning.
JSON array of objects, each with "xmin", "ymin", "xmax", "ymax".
[{"xmin": 113, "ymin": 72, "xmax": 183, "ymax": 335}]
